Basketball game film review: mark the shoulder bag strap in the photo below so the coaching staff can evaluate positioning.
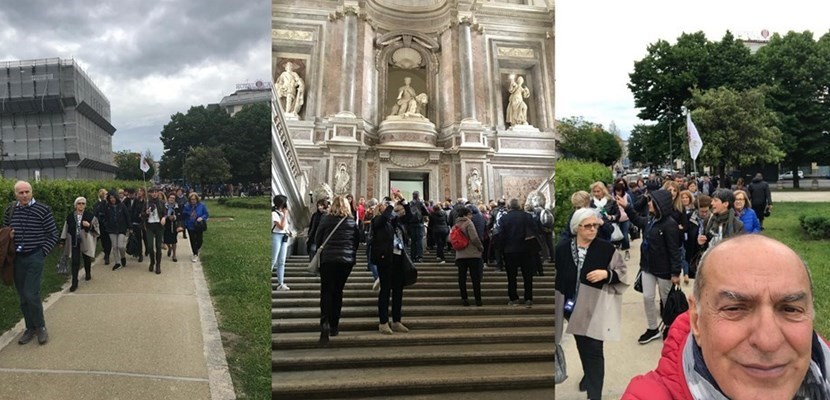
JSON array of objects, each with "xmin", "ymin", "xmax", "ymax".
[{"xmin": 319, "ymin": 217, "xmax": 348, "ymax": 250}]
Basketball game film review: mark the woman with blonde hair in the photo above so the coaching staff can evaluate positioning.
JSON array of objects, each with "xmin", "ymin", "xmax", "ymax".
[
  {"xmin": 314, "ymin": 195, "xmax": 361, "ymax": 344},
  {"xmin": 60, "ymin": 197, "xmax": 99, "ymax": 292},
  {"xmin": 589, "ymin": 181, "xmax": 619, "ymax": 242}
]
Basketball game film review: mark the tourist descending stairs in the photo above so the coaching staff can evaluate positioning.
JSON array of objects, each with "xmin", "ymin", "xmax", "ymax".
[{"xmin": 272, "ymin": 246, "xmax": 556, "ymax": 399}]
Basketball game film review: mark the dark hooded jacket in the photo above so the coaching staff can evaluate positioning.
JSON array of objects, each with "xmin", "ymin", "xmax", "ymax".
[
  {"xmin": 747, "ymin": 175, "xmax": 772, "ymax": 208},
  {"xmin": 103, "ymin": 192, "xmax": 131, "ymax": 234},
  {"xmin": 466, "ymin": 204, "xmax": 486, "ymax": 240},
  {"xmin": 624, "ymin": 189, "xmax": 681, "ymax": 279}
]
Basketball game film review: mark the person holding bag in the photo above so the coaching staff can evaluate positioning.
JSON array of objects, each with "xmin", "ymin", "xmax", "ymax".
[
  {"xmin": 163, "ymin": 192, "xmax": 182, "ymax": 262},
  {"xmin": 59, "ymin": 197, "xmax": 99, "ymax": 292},
  {"xmin": 313, "ymin": 195, "xmax": 361, "ymax": 345},
  {"xmin": 555, "ymin": 208, "xmax": 628, "ymax": 400},
  {"xmin": 452, "ymin": 206, "xmax": 484, "ymax": 307},
  {"xmin": 370, "ymin": 193, "xmax": 413, "ymax": 335}
]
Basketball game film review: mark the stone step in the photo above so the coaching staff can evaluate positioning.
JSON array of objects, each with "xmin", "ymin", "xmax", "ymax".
[
  {"xmin": 273, "ymin": 295, "xmax": 555, "ymax": 307},
  {"xmin": 276, "ymin": 274, "xmax": 555, "ymax": 283},
  {"xmin": 271, "ymin": 361, "xmax": 554, "ymax": 399},
  {"xmin": 273, "ymin": 315, "xmax": 554, "ymax": 333},
  {"xmin": 272, "ymin": 281, "xmax": 555, "ymax": 291},
  {"xmin": 272, "ymin": 304, "xmax": 554, "ymax": 318},
  {"xmin": 356, "ymin": 388, "xmax": 556, "ymax": 400},
  {"xmin": 273, "ymin": 327, "xmax": 554, "ymax": 350},
  {"xmin": 272, "ymin": 342, "xmax": 554, "ymax": 371},
  {"xmin": 272, "ymin": 288, "xmax": 555, "ymax": 299}
]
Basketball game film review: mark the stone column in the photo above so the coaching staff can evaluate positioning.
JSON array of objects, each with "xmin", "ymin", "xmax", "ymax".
[
  {"xmin": 458, "ymin": 17, "xmax": 477, "ymax": 122},
  {"xmin": 338, "ymin": 7, "xmax": 358, "ymax": 116}
]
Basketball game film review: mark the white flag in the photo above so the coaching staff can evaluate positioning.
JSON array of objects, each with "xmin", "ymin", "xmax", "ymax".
[
  {"xmin": 140, "ymin": 153, "xmax": 150, "ymax": 173},
  {"xmin": 687, "ymin": 113, "xmax": 703, "ymax": 161}
]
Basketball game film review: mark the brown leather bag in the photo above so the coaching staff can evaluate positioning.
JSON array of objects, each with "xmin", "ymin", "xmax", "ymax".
[{"xmin": 0, "ymin": 227, "xmax": 16, "ymax": 286}]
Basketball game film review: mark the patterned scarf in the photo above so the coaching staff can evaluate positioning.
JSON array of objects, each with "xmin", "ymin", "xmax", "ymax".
[{"xmin": 683, "ymin": 333, "xmax": 830, "ymax": 400}]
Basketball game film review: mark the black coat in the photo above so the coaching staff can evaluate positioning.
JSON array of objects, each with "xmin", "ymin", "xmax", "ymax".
[
  {"xmin": 624, "ymin": 190, "xmax": 681, "ymax": 279},
  {"xmin": 314, "ymin": 214, "xmax": 361, "ymax": 265},
  {"xmin": 64, "ymin": 210, "xmax": 96, "ymax": 247},
  {"xmin": 554, "ymin": 238, "xmax": 621, "ymax": 301},
  {"xmin": 498, "ymin": 209, "xmax": 537, "ymax": 254},
  {"xmin": 94, "ymin": 199, "xmax": 109, "ymax": 233},
  {"xmin": 747, "ymin": 178, "xmax": 772, "ymax": 208},
  {"xmin": 104, "ymin": 202, "xmax": 131, "ymax": 234},
  {"xmin": 370, "ymin": 202, "xmax": 411, "ymax": 266},
  {"xmin": 428, "ymin": 209, "xmax": 449, "ymax": 235}
]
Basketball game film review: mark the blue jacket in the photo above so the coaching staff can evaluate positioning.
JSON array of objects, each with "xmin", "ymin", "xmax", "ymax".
[
  {"xmin": 183, "ymin": 202, "xmax": 209, "ymax": 231},
  {"xmin": 737, "ymin": 208, "xmax": 761, "ymax": 234}
]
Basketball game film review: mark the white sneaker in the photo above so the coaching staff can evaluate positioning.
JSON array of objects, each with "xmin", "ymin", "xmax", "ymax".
[
  {"xmin": 439, "ymin": 260, "xmax": 446, "ymax": 264},
  {"xmin": 276, "ymin": 283, "xmax": 290, "ymax": 291},
  {"xmin": 372, "ymin": 278, "xmax": 380, "ymax": 292},
  {"xmin": 191, "ymin": 255, "xmax": 198, "ymax": 262}
]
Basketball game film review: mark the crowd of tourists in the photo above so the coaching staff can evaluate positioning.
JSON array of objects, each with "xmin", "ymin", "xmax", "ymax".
[
  {"xmin": 272, "ymin": 189, "xmax": 554, "ymax": 345},
  {"xmin": 555, "ymin": 171, "xmax": 773, "ymax": 400},
  {"xmin": 4, "ymin": 181, "xmax": 210, "ymax": 347}
]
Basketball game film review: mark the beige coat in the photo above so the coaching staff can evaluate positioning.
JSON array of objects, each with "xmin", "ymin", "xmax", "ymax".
[
  {"xmin": 60, "ymin": 216, "xmax": 100, "ymax": 259},
  {"xmin": 556, "ymin": 249, "xmax": 628, "ymax": 343}
]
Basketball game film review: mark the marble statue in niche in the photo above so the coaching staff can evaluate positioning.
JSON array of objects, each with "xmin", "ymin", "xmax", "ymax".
[
  {"xmin": 506, "ymin": 75, "xmax": 530, "ymax": 126},
  {"xmin": 276, "ymin": 61, "xmax": 305, "ymax": 118},
  {"xmin": 334, "ymin": 163, "xmax": 351, "ymax": 195},
  {"xmin": 467, "ymin": 168, "xmax": 483, "ymax": 203},
  {"xmin": 388, "ymin": 76, "xmax": 428, "ymax": 119}
]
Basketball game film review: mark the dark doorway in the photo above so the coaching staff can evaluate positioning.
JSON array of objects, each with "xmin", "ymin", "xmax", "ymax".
[{"xmin": 389, "ymin": 171, "xmax": 429, "ymax": 201}]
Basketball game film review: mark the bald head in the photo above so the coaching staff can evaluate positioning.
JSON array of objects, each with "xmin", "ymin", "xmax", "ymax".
[{"xmin": 694, "ymin": 235, "xmax": 812, "ymax": 304}]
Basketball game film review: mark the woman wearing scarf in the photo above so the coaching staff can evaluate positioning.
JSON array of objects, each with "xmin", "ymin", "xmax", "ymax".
[
  {"xmin": 104, "ymin": 192, "xmax": 131, "ymax": 270},
  {"xmin": 370, "ymin": 193, "xmax": 413, "ymax": 335},
  {"xmin": 555, "ymin": 208, "xmax": 628, "ymax": 400},
  {"xmin": 589, "ymin": 181, "xmax": 619, "ymax": 242},
  {"xmin": 697, "ymin": 189, "xmax": 743, "ymax": 251},
  {"xmin": 60, "ymin": 197, "xmax": 99, "ymax": 292},
  {"xmin": 144, "ymin": 188, "xmax": 165, "ymax": 274}
]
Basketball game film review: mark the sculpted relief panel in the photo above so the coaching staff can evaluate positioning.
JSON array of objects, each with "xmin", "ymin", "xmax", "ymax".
[{"xmin": 500, "ymin": 175, "xmax": 544, "ymax": 204}]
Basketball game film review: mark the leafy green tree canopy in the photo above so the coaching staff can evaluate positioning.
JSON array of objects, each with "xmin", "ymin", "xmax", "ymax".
[
  {"xmin": 557, "ymin": 117, "xmax": 622, "ymax": 166},
  {"xmin": 183, "ymin": 146, "xmax": 232, "ymax": 190},
  {"xmin": 114, "ymin": 150, "xmax": 154, "ymax": 181}
]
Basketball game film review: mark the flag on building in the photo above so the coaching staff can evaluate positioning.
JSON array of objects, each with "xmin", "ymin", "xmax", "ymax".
[
  {"xmin": 140, "ymin": 153, "xmax": 150, "ymax": 173},
  {"xmin": 687, "ymin": 113, "xmax": 703, "ymax": 161}
]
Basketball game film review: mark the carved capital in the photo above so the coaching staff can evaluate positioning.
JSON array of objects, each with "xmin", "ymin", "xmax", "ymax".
[{"xmin": 329, "ymin": 5, "xmax": 361, "ymax": 21}]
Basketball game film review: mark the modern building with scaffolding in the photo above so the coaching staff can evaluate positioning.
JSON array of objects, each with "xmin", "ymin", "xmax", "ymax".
[{"xmin": 0, "ymin": 58, "xmax": 116, "ymax": 180}]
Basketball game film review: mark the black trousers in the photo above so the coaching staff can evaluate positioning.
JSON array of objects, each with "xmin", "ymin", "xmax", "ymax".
[
  {"xmin": 433, "ymin": 231, "xmax": 447, "ymax": 260},
  {"xmin": 320, "ymin": 262, "xmax": 354, "ymax": 331},
  {"xmin": 188, "ymin": 229, "xmax": 204, "ymax": 256},
  {"xmin": 71, "ymin": 245, "xmax": 92, "ymax": 284},
  {"xmin": 377, "ymin": 255, "xmax": 405, "ymax": 324},
  {"xmin": 574, "ymin": 334, "xmax": 605, "ymax": 400},
  {"xmin": 456, "ymin": 257, "xmax": 483, "ymax": 302},
  {"xmin": 132, "ymin": 224, "xmax": 146, "ymax": 257},
  {"xmin": 752, "ymin": 203, "xmax": 766, "ymax": 228},
  {"xmin": 504, "ymin": 252, "xmax": 534, "ymax": 301},
  {"xmin": 100, "ymin": 230, "xmax": 112, "ymax": 258},
  {"xmin": 543, "ymin": 231, "xmax": 554, "ymax": 261},
  {"xmin": 146, "ymin": 223, "xmax": 163, "ymax": 263}
]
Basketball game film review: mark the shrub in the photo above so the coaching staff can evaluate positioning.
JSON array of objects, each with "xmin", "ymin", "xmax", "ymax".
[
  {"xmin": 217, "ymin": 196, "xmax": 271, "ymax": 209},
  {"xmin": 799, "ymin": 214, "xmax": 830, "ymax": 240},
  {"xmin": 553, "ymin": 160, "xmax": 613, "ymax": 236},
  {"xmin": 0, "ymin": 178, "xmax": 145, "ymax": 225}
]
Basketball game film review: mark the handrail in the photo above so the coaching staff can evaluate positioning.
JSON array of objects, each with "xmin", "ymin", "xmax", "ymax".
[{"xmin": 272, "ymin": 87, "xmax": 309, "ymax": 234}]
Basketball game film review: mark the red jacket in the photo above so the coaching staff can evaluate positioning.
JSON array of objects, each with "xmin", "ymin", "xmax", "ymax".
[{"xmin": 622, "ymin": 312, "xmax": 694, "ymax": 400}]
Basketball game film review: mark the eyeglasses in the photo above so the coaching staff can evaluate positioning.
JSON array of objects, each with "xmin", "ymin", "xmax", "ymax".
[
  {"xmin": 735, "ymin": 198, "xmax": 746, "ymax": 201},
  {"xmin": 77, "ymin": 202, "xmax": 86, "ymax": 205},
  {"xmin": 579, "ymin": 223, "xmax": 600, "ymax": 230}
]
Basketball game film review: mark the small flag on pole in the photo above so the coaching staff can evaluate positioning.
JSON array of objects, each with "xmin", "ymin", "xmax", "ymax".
[
  {"xmin": 140, "ymin": 153, "xmax": 150, "ymax": 173},
  {"xmin": 687, "ymin": 113, "xmax": 703, "ymax": 161}
]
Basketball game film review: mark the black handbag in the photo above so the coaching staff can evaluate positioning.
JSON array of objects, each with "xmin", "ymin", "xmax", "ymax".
[
  {"xmin": 662, "ymin": 284, "xmax": 690, "ymax": 337},
  {"xmin": 633, "ymin": 270, "xmax": 643, "ymax": 293},
  {"xmin": 402, "ymin": 252, "xmax": 418, "ymax": 287},
  {"xmin": 194, "ymin": 219, "xmax": 207, "ymax": 232}
]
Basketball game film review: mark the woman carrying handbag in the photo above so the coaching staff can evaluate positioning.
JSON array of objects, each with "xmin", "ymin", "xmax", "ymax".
[
  {"xmin": 313, "ymin": 195, "xmax": 361, "ymax": 345},
  {"xmin": 370, "ymin": 193, "xmax": 413, "ymax": 335},
  {"xmin": 59, "ymin": 197, "xmax": 99, "ymax": 292},
  {"xmin": 555, "ymin": 208, "xmax": 628, "ymax": 400}
]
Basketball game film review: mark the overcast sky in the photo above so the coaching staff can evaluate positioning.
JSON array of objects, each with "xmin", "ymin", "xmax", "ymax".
[
  {"xmin": 556, "ymin": 0, "xmax": 830, "ymax": 140},
  {"xmin": 0, "ymin": 0, "xmax": 271, "ymax": 160}
]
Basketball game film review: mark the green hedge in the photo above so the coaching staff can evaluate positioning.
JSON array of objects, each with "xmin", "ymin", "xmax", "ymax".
[
  {"xmin": 0, "ymin": 179, "xmax": 146, "ymax": 224},
  {"xmin": 799, "ymin": 214, "xmax": 830, "ymax": 240},
  {"xmin": 216, "ymin": 196, "xmax": 271, "ymax": 209},
  {"xmin": 553, "ymin": 159, "xmax": 613, "ymax": 236}
]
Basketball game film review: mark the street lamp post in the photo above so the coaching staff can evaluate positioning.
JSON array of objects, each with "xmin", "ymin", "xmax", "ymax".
[{"xmin": 667, "ymin": 110, "xmax": 673, "ymax": 170}]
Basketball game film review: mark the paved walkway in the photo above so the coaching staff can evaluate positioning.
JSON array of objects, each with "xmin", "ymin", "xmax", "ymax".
[
  {"xmin": 556, "ymin": 239, "xmax": 684, "ymax": 400},
  {"xmin": 771, "ymin": 190, "xmax": 830, "ymax": 203},
  {"xmin": 0, "ymin": 233, "xmax": 234, "ymax": 400}
]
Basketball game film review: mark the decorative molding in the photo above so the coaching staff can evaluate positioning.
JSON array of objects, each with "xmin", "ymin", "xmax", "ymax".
[
  {"xmin": 329, "ymin": 5, "xmax": 361, "ymax": 21},
  {"xmin": 498, "ymin": 47, "xmax": 535, "ymax": 58},
  {"xmin": 272, "ymin": 29, "xmax": 314, "ymax": 42},
  {"xmin": 441, "ymin": 163, "xmax": 451, "ymax": 200},
  {"xmin": 366, "ymin": 161, "xmax": 377, "ymax": 199},
  {"xmin": 389, "ymin": 152, "xmax": 431, "ymax": 168}
]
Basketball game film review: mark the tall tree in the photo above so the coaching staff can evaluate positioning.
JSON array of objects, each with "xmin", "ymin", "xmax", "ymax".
[
  {"xmin": 558, "ymin": 117, "xmax": 621, "ymax": 166},
  {"xmin": 756, "ymin": 30, "xmax": 830, "ymax": 187},
  {"xmin": 159, "ymin": 106, "xmax": 231, "ymax": 181},
  {"xmin": 627, "ymin": 123, "xmax": 663, "ymax": 167},
  {"xmin": 220, "ymin": 103, "xmax": 271, "ymax": 185},
  {"xmin": 114, "ymin": 150, "xmax": 155, "ymax": 181},
  {"xmin": 183, "ymin": 146, "xmax": 232, "ymax": 191},
  {"xmin": 687, "ymin": 87, "xmax": 785, "ymax": 178}
]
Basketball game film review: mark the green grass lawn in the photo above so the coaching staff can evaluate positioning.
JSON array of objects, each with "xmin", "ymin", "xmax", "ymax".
[
  {"xmin": 200, "ymin": 199, "xmax": 270, "ymax": 400},
  {"xmin": 762, "ymin": 202, "xmax": 830, "ymax": 336}
]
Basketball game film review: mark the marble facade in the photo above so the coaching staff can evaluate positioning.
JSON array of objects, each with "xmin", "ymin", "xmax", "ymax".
[{"xmin": 273, "ymin": 0, "xmax": 554, "ymax": 205}]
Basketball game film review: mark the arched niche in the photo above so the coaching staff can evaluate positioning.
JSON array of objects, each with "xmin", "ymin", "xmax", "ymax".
[{"xmin": 375, "ymin": 31, "xmax": 441, "ymax": 127}]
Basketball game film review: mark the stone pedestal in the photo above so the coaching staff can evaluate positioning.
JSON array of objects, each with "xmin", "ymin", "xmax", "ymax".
[
  {"xmin": 508, "ymin": 124, "xmax": 541, "ymax": 134},
  {"xmin": 377, "ymin": 117, "xmax": 438, "ymax": 148}
]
